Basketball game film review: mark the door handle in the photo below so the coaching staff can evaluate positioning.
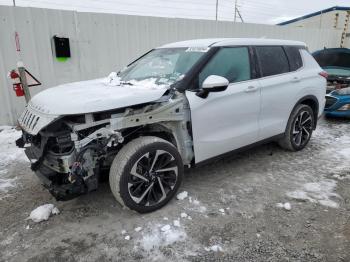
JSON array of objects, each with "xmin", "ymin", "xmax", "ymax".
[
  {"xmin": 245, "ymin": 86, "xmax": 259, "ymax": 92},
  {"xmin": 291, "ymin": 76, "xmax": 300, "ymax": 83}
]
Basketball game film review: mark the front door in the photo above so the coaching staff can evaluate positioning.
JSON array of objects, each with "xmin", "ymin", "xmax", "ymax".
[{"xmin": 185, "ymin": 47, "xmax": 261, "ymax": 163}]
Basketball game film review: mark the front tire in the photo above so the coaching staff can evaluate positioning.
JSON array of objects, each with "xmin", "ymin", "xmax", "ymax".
[
  {"xmin": 109, "ymin": 136, "xmax": 183, "ymax": 213},
  {"xmin": 278, "ymin": 104, "xmax": 315, "ymax": 151}
]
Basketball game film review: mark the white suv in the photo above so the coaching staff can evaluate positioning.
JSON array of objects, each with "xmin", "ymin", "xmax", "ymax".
[{"xmin": 17, "ymin": 38, "xmax": 326, "ymax": 212}]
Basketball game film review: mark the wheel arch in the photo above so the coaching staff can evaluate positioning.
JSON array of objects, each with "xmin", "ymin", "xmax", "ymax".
[
  {"xmin": 120, "ymin": 122, "xmax": 193, "ymax": 165},
  {"xmin": 122, "ymin": 123, "xmax": 178, "ymax": 147},
  {"xmin": 293, "ymin": 95, "xmax": 319, "ymax": 129}
]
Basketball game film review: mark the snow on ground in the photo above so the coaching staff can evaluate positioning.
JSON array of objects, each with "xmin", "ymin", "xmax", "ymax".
[
  {"xmin": 180, "ymin": 212, "xmax": 188, "ymax": 218},
  {"xmin": 313, "ymin": 125, "xmax": 350, "ymax": 164},
  {"xmin": 0, "ymin": 126, "xmax": 27, "ymax": 198},
  {"xmin": 204, "ymin": 244, "xmax": 223, "ymax": 252},
  {"xmin": 161, "ymin": 224, "xmax": 171, "ymax": 232},
  {"xmin": 173, "ymin": 220, "xmax": 181, "ymax": 227},
  {"xmin": 186, "ymin": 196, "xmax": 208, "ymax": 213},
  {"xmin": 338, "ymin": 148, "xmax": 350, "ymax": 158},
  {"xmin": 287, "ymin": 179, "xmax": 341, "ymax": 208},
  {"xmin": 276, "ymin": 202, "xmax": 291, "ymax": 210},
  {"xmin": 283, "ymin": 122, "xmax": 350, "ymax": 208},
  {"xmin": 0, "ymin": 126, "xmax": 27, "ymax": 169},
  {"xmin": 27, "ymin": 204, "xmax": 60, "ymax": 223},
  {"xmin": 0, "ymin": 177, "xmax": 17, "ymax": 193},
  {"xmin": 137, "ymin": 224, "xmax": 187, "ymax": 252},
  {"xmin": 176, "ymin": 191, "xmax": 188, "ymax": 200},
  {"xmin": 134, "ymin": 227, "xmax": 143, "ymax": 232},
  {"xmin": 218, "ymin": 208, "xmax": 225, "ymax": 213}
]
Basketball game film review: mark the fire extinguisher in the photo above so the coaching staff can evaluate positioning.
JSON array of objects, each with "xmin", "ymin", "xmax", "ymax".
[
  {"xmin": 9, "ymin": 70, "xmax": 24, "ymax": 97},
  {"xmin": 13, "ymin": 83, "xmax": 24, "ymax": 97}
]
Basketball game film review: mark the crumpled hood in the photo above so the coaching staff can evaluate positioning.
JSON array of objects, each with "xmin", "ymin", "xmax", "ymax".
[{"xmin": 29, "ymin": 76, "xmax": 168, "ymax": 115}]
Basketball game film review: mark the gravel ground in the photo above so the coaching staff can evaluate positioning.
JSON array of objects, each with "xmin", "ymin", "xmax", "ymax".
[{"xmin": 0, "ymin": 118, "xmax": 349, "ymax": 262}]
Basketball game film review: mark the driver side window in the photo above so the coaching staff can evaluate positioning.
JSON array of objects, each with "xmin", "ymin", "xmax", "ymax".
[{"xmin": 198, "ymin": 47, "xmax": 251, "ymax": 87}]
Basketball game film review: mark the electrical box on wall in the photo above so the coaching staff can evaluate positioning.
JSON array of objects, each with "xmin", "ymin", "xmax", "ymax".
[{"xmin": 53, "ymin": 35, "xmax": 71, "ymax": 62}]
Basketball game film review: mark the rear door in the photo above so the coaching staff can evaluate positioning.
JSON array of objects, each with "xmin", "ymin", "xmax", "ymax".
[
  {"xmin": 256, "ymin": 46, "xmax": 302, "ymax": 140},
  {"xmin": 186, "ymin": 46, "xmax": 261, "ymax": 163}
]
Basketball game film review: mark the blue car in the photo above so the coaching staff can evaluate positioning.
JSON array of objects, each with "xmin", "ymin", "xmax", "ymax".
[
  {"xmin": 313, "ymin": 48, "xmax": 350, "ymax": 118},
  {"xmin": 325, "ymin": 88, "xmax": 350, "ymax": 118}
]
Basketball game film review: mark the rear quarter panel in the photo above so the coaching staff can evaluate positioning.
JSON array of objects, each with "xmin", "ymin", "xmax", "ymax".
[{"xmin": 296, "ymin": 50, "xmax": 326, "ymax": 118}]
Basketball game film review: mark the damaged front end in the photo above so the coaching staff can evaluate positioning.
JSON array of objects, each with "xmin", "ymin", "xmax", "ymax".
[
  {"xmin": 16, "ymin": 93, "xmax": 193, "ymax": 201},
  {"xmin": 17, "ymin": 112, "xmax": 118, "ymax": 200}
]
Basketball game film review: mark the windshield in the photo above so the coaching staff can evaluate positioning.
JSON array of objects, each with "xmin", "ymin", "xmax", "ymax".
[{"xmin": 118, "ymin": 48, "xmax": 207, "ymax": 86}]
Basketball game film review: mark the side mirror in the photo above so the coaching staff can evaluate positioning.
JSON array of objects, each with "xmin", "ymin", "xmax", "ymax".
[{"xmin": 196, "ymin": 75, "xmax": 229, "ymax": 98}]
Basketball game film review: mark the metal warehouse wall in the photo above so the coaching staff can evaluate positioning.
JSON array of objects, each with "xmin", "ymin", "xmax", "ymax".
[
  {"xmin": 280, "ymin": 9, "xmax": 350, "ymax": 47},
  {"xmin": 0, "ymin": 6, "xmax": 343, "ymax": 125}
]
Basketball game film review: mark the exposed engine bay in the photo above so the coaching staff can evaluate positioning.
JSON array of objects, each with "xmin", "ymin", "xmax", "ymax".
[
  {"xmin": 326, "ymin": 75, "xmax": 350, "ymax": 93},
  {"xmin": 16, "ymin": 92, "xmax": 194, "ymax": 200}
]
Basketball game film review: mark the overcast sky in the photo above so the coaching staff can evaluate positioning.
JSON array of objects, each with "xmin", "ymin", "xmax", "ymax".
[{"xmin": 0, "ymin": 0, "xmax": 349, "ymax": 24}]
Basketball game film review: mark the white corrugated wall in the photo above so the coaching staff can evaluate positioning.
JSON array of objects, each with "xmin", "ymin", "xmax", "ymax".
[{"xmin": 0, "ymin": 6, "xmax": 343, "ymax": 125}]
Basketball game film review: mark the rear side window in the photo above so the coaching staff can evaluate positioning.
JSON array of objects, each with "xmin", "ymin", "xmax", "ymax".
[
  {"xmin": 255, "ymin": 46, "xmax": 289, "ymax": 77},
  {"xmin": 284, "ymin": 46, "xmax": 303, "ymax": 71}
]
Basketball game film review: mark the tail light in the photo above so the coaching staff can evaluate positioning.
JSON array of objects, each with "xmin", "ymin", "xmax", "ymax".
[{"xmin": 319, "ymin": 71, "xmax": 328, "ymax": 79}]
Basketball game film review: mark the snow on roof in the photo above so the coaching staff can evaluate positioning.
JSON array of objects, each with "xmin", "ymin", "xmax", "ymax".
[{"xmin": 158, "ymin": 38, "xmax": 306, "ymax": 48}]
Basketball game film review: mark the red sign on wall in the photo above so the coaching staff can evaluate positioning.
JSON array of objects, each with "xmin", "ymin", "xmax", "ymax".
[{"xmin": 15, "ymin": 32, "xmax": 20, "ymax": 52}]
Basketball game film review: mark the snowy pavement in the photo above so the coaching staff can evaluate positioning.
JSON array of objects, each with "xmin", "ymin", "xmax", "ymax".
[{"xmin": 0, "ymin": 118, "xmax": 350, "ymax": 262}]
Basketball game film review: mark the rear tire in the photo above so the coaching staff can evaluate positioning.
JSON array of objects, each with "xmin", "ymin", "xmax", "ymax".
[
  {"xmin": 109, "ymin": 136, "xmax": 183, "ymax": 213},
  {"xmin": 278, "ymin": 104, "xmax": 315, "ymax": 151}
]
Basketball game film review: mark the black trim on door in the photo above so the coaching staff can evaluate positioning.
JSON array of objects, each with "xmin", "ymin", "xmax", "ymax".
[{"xmin": 248, "ymin": 46, "xmax": 261, "ymax": 79}]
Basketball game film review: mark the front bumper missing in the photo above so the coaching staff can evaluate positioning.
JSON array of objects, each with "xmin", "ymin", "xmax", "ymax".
[
  {"xmin": 18, "ymin": 137, "xmax": 94, "ymax": 201},
  {"xmin": 35, "ymin": 165, "xmax": 88, "ymax": 201}
]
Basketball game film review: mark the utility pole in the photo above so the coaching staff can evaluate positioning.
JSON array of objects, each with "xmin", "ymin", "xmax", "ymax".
[
  {"xmin": 234, "ymin": 0, "xmax": 238, "ymax": 22},
  {"xmin": 237, "ymin": 7, "xmax": 244, "ymax": 22},
  {"xmin": 13, "ymin": 0, "xmax": 16, "ymax": 7},
  {"xmin": 215, "ymin": 0, "xmax": 218, "ymax": 21},
  {"xmin": 234, "ymin": 0, "xmax": 244, "ymax": 23}
]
